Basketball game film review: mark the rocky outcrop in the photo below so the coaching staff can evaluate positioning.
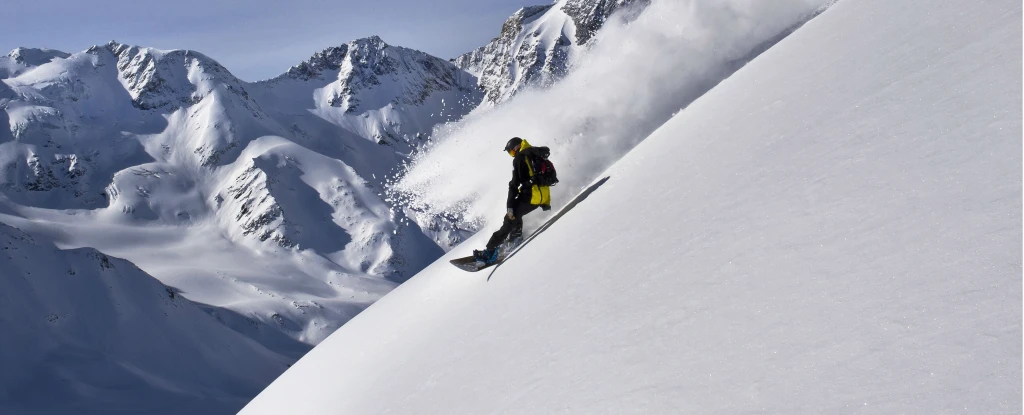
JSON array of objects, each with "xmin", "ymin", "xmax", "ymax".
[{"xmin": 453, "ymin": 0, "xmax": 650, "ymax": 103}]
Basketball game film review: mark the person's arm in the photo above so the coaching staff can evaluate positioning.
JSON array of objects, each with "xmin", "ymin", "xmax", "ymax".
[
  {"xmin": 506, "ymin": 155, "xmax": 528, "ymax": 209},
  {"xmin": 506, "ymin": 177, "xmax": 518, "ymax": 210}
]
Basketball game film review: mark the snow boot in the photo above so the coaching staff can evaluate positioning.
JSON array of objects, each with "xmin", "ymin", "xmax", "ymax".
[{"xmin": 472, "ymin": 247, "xmax": 500, "ymax": 265}]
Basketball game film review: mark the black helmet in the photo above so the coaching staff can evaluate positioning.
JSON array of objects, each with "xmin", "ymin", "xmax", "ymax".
[{"xmin": 504, "ymin": 137, "xmax": 523, "ymax": 152}]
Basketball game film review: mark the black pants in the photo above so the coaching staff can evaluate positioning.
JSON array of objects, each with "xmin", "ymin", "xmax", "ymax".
[{"xmin": 486, "ymin": 200, "xmax": 539, "ymax": 249}]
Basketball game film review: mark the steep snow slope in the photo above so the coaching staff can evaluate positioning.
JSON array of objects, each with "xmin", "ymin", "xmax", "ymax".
[
  {"xmin": 242, "ymin": 0, "xmax": 1021, "ymax": 413},
  {"xmin": 0, "ymin": 223, "xmax": 288, "ymax": 415}
]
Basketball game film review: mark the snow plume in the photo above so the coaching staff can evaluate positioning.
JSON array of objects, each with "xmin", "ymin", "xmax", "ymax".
[{"xmin": 392, "ymin": 0, "xmax": 832, "ymax": 247}]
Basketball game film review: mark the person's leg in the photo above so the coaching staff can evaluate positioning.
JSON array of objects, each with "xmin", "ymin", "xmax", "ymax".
[
  {"xmin": 486, "ymin": 213, "xmax": 522, "ymax": 249},
  {"xmin": 509, "ymin": 201, "xmax": 539, "ymax": 240}
]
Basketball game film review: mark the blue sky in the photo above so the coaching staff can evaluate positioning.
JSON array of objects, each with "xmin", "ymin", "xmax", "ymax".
[{"xmin": 2, "ymin": 0, "xmax": 544, "ymax": 81}]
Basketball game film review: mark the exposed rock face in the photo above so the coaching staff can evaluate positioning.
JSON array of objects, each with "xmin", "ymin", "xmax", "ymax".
[
  {"xmin": 102, "ymin": 42, "xmax": 260, "ymax": 112},
  {"xmin": 561, "ymin": 0, "xmax": 649, "ymax": 44},
  {"xmin": 283, "ymin": 45, "xmax": 350, "ymax": 80},
  {"xmin": 222, "ymin": 162, "xmax": 293, "ymax": 247},
  {"xmin": 271, "ymin": 36, "xmax": 480, "ymax": 113},
  {"xmin": 453, "ymin": 0, "xmax": 650, "ymax": 104},
  {"xmin": 257, "ymin": 36, "xmax": 482, "ymax": 149}
]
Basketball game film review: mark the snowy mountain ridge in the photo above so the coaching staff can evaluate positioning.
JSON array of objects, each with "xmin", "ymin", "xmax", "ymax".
[
  {"xmin": 453, "ymin": 0, "xmax": 649, "ymax": 103},
  {"xmin": 106, "ymin": 41, "xmax": 256, "ymax": 113},
  {"xmin": 255, "ymin": 36, "xmax": 482, "ymax": 150},
  {"xmin": 0, "ymin": 47, "xmax": 70, "ymax": 79}
]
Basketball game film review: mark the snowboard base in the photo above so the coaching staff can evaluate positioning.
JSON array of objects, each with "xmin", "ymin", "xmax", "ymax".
[
  {"xmin": 449, "ymin": 256, "xmax": 500, "ymax": 272},
  {"xmin": 450, "ymin": 238, "xmax": 521, "ymax": 272}
]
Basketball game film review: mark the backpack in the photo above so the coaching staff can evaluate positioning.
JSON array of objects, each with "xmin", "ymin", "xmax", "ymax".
[{"xmin": 526, "ymin": 146, "xmax": 559, "ymax": 187}]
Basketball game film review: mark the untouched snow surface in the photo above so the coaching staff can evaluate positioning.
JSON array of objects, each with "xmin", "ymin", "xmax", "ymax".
[{"xmin": 243, "ymin": 0, "xmax": 1021, "ymax": 413}]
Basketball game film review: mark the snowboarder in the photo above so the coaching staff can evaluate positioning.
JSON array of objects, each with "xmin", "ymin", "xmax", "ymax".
[{"xmin": 473, "ymin": 137, "xmax": 553, "ymax": 264}]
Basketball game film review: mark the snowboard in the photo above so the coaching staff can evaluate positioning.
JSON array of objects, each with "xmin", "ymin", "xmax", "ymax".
[
  {"xmin": 447, "ymin": 176, "xmax": 610, "ymax": 273},
  {"xmin": 449, "ymin": 238, "xmax": 522, "ymax": 272}
]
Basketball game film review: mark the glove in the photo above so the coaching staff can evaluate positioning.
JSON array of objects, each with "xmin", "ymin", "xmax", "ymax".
[{"xmin": 506, "ymin": 208, "xmax": 515, "ymax": 220}]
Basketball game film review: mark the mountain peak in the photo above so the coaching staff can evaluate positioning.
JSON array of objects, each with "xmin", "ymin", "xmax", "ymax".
[
  {"xmin": 284, "ymin": 36, "xmax": 396, "ymax": 81},
  {"xmin": 453, "ymin": 0, "xmax": 650, "ymax": 103},
  {"xmin": 560, "ymin": 0, "xmax": 651, "ymax": 44},
  {"xmin": 4, "ymin": 47, "xmax": 70, "ymax": 66},
  {"xmin": 351, "ymin": 35, "xmax": 386, "ymax": 46},
  {"xmin": 498, "ymin": 5, "xmax": 554, "ymax": 42},
  {"xmin": 286, "ymin": 45, "xmax": 350, "ymax": 79}
]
